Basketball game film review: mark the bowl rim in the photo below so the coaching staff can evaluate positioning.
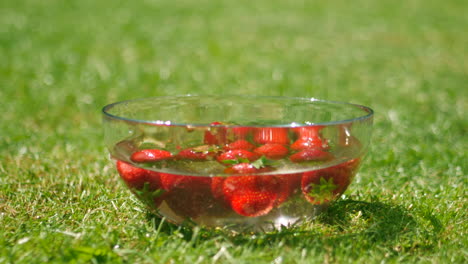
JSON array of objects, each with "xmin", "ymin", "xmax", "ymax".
[{"xmin": 102, "ymin": 95, "xmax": 374, "ymax": 127}]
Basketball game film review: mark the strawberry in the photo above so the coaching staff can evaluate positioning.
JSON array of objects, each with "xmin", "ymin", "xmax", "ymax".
[
  {"xmin": 274, "ymin": 173, "xmax": 302, "ymax": 206},
  {"xmin": 116, "ymin": 160, "xmax": 166, "ymax": 206},
  {"xmin": 211, "ymin": 176, "xmax": 230, "ymax": 207},
  {"xmin": 289, "ymin": 148, "xmax": 333, "ymax": 162},
  {"xmin": 217, "ymin": 149, "xmax": 260, "ymax": 164},
  {"xmin": 211, "ymin": 177, "xmax": 236, "ymax": 209},
  {"xmin": 291, "ymin": 126, "xmax": 328, "ymax": 150},
  {"xmin": 224, "ymin": 139, "xmax": 255, "ymax": 151},
  {"xmin": 292, "ymin": 126, "xmax": 323, "ymax": 139},
  {"xmin": 290, "ymin": 138, "xmax": 326, "ymax": 151},
  {"xmin": 229, "ymin": 193, "xmax": 275, "ymax": 217},
  {"xmin": 219, "ymin": 155, "xmax": 277, "ymax": 210},
  {"xmin": 301, "ymin": 159, "xmax": 360, "ymax": 204},
  {"xmin": 160, "ymin": 173, "xmax": 211, "ymax": 191},
  {"xmin": 228, "ymin": 127, "xmax": 253, "ymax": 139},
  {"xmin": 116, "ymin": 160, "xmax": 162, "ymax": 190},
  {"xmin": 341, "ymin": 157, "xmax": 361, "ymax": 174},
  {"xmin": 160, "ymin": 173, "xmax": 215, "ymax": 218},
  {"xmin": 253, "ymin": 127, "xmax": 290, "ymax": 145},
  {"xmin": 222, "ymin": 175, "xmax": 284, "ymax": 217},
  {"xmin": 130, "ymin": 149, "xmax": 173, "ymax": 163},
  {"xmin": 254, "ymin": 143, "xmax": 289, "ymax": 160},
  {"xmin": 177, "ymin": 148, "xmax": 210, "ymax": 160},
  {"xmin": 177, "ymin": 145, "xmax": 219, "ymax": 161},
  {"xmin": 204, "ymin": 121, "xmax": 227, "ymax": 145}
]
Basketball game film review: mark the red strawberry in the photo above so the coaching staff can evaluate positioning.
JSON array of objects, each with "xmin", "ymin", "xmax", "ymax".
[
  {"xmin": 253, "ymin": 128, "xmax": 290, "ymax": 145},
  {"xmin": 204, "ymin": 121, "xmax": 227, "ymax": 145},
  {"xmin": 130, "ymin": 149, "xmax": 173, "ymax": 163},
  {"xmin": 292, "ymin": 126, "xmax": 323, "ymax": 139},
  {"xmin": 223, "ymin": 163, "xmax": 274, "ymax": 174},
  {"xmin": 274, "ymin": 173, "xmax": 302, "ymax": 206},
  {"xmin": 290, "ymin": 138, "xmax": 326, "ymax": 151},
  {"xmin": 301, "ymin": 159, "xmax": 360, "ymax": 204},
  {"xmin": 254, "ymin": 143, "xmax": 289, "ymax": 160},
  {"xmin": 177, "ymin": 145, "xmax": 219, "ymax": 161},
  {"xmin": 217, "ymin": 149, "xmax": 260, "ymax": 164},
  {"xmin": 116, "ymin": 160, "xmax": 162, "ymax": 190},
  {"xmin": 160, "ymin": 173, "xmax": 214, "ymax": 218},
  {"xmin": 230, "ymin": 193, "xmax": 275, "ymax": 217},
  {"xmin": 291, "ymin": 126, "xmax": 328, "ymax": 150},
  {"xmin": 222, "ymin": 175, "xmax": 284, "ymax": 217},
  {"xmin": 289, "ymin": 148, "xmax": 333, "ymax": 162},
  {"xmin": 116, "ymin": 160, "xmax": 165, "ymax": 206},
  {"xmin": 228, "ymin": 127, "xmax": 253, "ymax": 139},
  {"xmin": 224, "ymin": 139, "xmax": 255, "ymax": 151},
  {"xmin": 211, "ymin": 176, "xmax": 229, "ymax": 207},
  {"xmin": 159, "ymin": 173, "xmax": 210, "ymax": 191},
  {"xmin": 341, "ymin": 158, "xmax": 361, "ymax": 174}
]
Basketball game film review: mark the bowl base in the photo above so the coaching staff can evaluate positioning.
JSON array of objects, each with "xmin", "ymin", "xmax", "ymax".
[{"xmin": 153, "ymin": 201, "xmax": 330, "ymax": 232}]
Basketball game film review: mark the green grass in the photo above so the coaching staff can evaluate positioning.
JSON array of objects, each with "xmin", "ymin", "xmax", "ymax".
[{"xmin": 1, "ymin": 0, "xmax": 467, "ymax": 263}]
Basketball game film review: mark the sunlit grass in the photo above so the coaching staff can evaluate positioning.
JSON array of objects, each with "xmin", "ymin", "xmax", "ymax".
[{"xmin": 1, "ymin": 0, "xmax": 467, "ymax": 263}]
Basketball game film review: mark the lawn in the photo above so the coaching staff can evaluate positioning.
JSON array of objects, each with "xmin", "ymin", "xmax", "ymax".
[{"xmin": 1, "ymin": 0, "xmax": 467, "ymax": 263}]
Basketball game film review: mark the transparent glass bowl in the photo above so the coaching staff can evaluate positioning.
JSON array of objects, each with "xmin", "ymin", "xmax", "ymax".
[{"xmin": 102, "ymin": 95, "xmax": 373, "ymax": 231}]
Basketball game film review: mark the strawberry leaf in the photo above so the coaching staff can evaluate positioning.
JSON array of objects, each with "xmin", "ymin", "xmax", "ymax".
[
  {"xmin": 134, "ymin": 182, "xmax": 166, "ymax": 200},
  {"xmin": 191, "ymin": 145, "xmax": 221, "ymax": 153},
  {"xmin": 238, "ymin": 158, "xmax": 250, "ymax": 163},
  {"xmin": 306, "ymin": 177, "xmax": 338, "ymax": 203},
  {"xmin": 250, "ymin": 156, "xmax": 277, "ymax": 169},
  {"xmin": 208, "ymin": 145, "xmax": 221, "ymax": 153},
  {"xmin": 222, "ymin": 157, "xmax": 250, "ymax": 165},
  {"xmin": 222, "ymin": 159, "xmax": 239, "ymax": 165}
]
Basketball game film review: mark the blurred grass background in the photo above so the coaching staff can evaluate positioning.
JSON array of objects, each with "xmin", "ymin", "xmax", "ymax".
[{"xmin": 1, "ymin": 0, "xmax": 467, "ymax": 263}]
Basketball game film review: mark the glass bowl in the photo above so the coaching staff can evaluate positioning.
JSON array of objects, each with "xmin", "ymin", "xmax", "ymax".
[{"xmin": 102, "ymin": 95, "xmax": 373, "ymax": 231}]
